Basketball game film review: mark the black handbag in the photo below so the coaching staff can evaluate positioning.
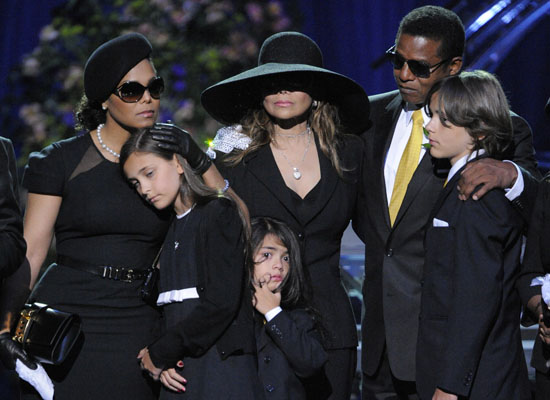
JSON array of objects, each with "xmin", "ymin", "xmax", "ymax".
[
  {"xmin": 141, "ymin": 247, "xmax": 162, "ymax": 304},
  {"xmin": 13, "ymin": 303, "xmax": 81, "ymax": 365}
]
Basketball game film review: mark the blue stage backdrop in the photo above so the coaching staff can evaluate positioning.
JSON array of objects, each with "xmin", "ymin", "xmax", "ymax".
[{"xmin": 1, "ymin": 0, "xmax": 549, "ymax": 165}]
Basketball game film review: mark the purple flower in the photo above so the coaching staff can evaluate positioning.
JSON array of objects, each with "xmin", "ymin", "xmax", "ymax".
[
  {"xmin": 246, "ymin": 3, "xmax": 263, "ymax": 24},
  {"xmin": 172, "ymin": 80, "xmax": 187, "ymax": 92},
  {"xmin": 171, "ymin": 64, "xmax": 187, "ymax": 77}
]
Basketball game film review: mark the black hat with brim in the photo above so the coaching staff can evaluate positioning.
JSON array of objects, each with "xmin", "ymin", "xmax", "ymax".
[
  {"xmin": 201, "ymin": 32, "xmax": 369, "ymax": 135},
  {"xmin": 84, "ymin": 32, "xmax": 152, "ymax": 102}
]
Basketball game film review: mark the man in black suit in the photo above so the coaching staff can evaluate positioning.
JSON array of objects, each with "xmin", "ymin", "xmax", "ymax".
[{"xmin": 352, "ymin": 6, "xmax": 540, "ymax": 399}]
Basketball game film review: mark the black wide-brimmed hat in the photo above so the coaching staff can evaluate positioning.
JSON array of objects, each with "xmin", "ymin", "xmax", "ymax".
[
  {"xmin": 84, "ymin": 32, "xmax": 153, "ymax": 102},
  {"xmin": 201, "ymin": 31, "xmax": 369, "ymax": 134}
]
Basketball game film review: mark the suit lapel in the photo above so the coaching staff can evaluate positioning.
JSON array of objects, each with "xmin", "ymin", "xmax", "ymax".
[
  {"xmin": 244, "ymin": 145, "xmax": 299, "ymax": 222},
  {"xmin": 427, "ymin": 167, "xmax": 460, "ymax": 225},
  {"xmin": 255, "ymin": 321, "xmax": 270, "ymax": 352},
  {"xmin": 427, "ymin": 154, "xmax": 487, "ymax": 224},
  {"xmin": 298, "ymin": 135, "xmax": 339, "ymax": 226},
  {"xmin": 392, "ymin": 152, "xmax": 444, "ymax": 228},
  {"xmin": 243, "ymin": 138, "xmax": 339, "ymax": 227}
]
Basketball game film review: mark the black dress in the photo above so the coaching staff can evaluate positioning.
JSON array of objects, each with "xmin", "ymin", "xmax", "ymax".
[
  {"xmin": 21, "ymin": 133, "xmax": 171, "ymax": 400},
  {"xmin": 147, "ymin": 199, "xmax": 263, "ymax": 399}
]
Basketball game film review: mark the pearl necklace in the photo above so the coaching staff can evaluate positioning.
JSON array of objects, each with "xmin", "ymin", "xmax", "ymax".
[
  {"xmin": 96, "ymin": 124, "xmax": 120, "ymax": 158},
  {"xmin": 273, "ymin": 127, "xmax": 311, "ymax": 180}
]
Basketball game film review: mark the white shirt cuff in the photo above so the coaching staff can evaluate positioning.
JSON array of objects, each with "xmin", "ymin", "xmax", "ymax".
[
  {"xmin": 503, "ymin": 160, "xmax": 524, "ymax": 201},
  {"xmin": 265, "ymin": 306, "xmax": 283, "ymax": 322}
]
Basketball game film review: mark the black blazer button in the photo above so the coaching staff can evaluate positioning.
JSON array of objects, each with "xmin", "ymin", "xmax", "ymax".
[
  {"xmin": 297, "ymin": 232, "xmax": 304, "ymax": 239},
  {"xmin": 265, "ymin": 384, "xmax": 275, "ymax": 392},
  {"xmin": 386, "ymin": 248, "xmax": 393, "ymax": 257},
  {"xmin": 263, "ymin": 356, "xmax": 271, "ymax": 363}
]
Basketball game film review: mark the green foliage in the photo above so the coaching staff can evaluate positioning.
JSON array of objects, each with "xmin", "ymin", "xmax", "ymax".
[{"xmin": 2, "ymin": 0, "xmax": 299, "ymax": 163}]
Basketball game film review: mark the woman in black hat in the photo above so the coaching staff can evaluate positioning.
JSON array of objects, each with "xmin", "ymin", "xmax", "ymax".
[
  {"xmin": 201, "ymin": 31, "xmax": 369, "ymax": 400},
  {"xmin": 7, "ymin": 32, "xmax": 208, "ymax": 400}
]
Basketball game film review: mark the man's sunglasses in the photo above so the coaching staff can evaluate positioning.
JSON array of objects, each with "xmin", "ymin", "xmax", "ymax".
[
  {"xmin": 386, "ymin": 45, "xmax": 450, "ymax": 79},
  {"xmin": 113, "ymin": 76, "xmax": 164, "ymax": 103}
]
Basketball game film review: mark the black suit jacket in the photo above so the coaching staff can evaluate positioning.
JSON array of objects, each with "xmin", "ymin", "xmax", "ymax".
[
  {"xmin": 353, "ymin": 90, "xmax": 540, "ymax": 381},
  {"xmin": 0, "ymin": 136, "xmax": 26, "ymax": 278},
  {"xmin": 256, "ymin": 309, "xmax": 327, "ymax": 399},
  {"xmin": 416, "ymin": 163, "xmax": 530, "ymax": 399},
  {"xmin": 217, "ymin": 134, "xmax": 363, "ymax": 350},
  {"xmin": 517, "ymin": 177, "xmax": 550, "ymax": 374}
]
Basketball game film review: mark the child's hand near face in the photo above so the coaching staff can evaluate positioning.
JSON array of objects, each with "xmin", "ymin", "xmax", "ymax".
[{"xmin": 253, "ymin": 273, "xmax": 282, "ymax": 315}]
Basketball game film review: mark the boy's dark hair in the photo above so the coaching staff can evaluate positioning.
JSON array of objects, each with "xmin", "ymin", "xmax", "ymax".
[
  {"xmin": 249, "ymin": 217, "xmax": 307, "ymax": 309},
  {"xmin": 397, "ymin": 5, "xmax": 465, "ymax": 61},
  {"xmin": 425, "ymin": 70, "xmax": 513, "ymax": 158},
  {"xmin": 248, "ymin": 216, "xmax": 329, "ymax": 343}
]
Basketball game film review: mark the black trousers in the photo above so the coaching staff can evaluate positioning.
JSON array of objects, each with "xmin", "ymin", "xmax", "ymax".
[
  {"xmin": 362, "ymin": 347, "xmax": 418, "ymax": 400},
  {"xmin": 536, "ymin": 370, "xmax": 550, "ymax": 400},
  {"xmin": 306, "ymin": 347, "xmax": 357, "ymax": 400}
]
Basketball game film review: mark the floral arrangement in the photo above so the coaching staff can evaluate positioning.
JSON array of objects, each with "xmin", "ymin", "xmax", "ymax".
[{"xmin": 1, "ymin": 0, "xmax": 299, "ymax": 163}]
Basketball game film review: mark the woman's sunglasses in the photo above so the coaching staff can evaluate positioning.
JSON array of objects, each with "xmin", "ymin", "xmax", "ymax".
[
  {"xmin": 385, "ymin": 45, "xmax": 450, "ymax": 79},
  {"xmin": 113, "ymin": 76, "xmax": 165, "ymax": 103},
  {"xmin": 258, "ymin": 73, "xmax": 314, "ymax": 96}
]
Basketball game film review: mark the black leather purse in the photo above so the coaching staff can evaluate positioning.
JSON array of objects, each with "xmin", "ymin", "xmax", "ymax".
[
  {"xmin": 141, "ymin": 247, "xmax": 162, "ymax": 304},
  {"xmin": 13, "ymin": 303, "xmax": 81, "ymax": 365}
]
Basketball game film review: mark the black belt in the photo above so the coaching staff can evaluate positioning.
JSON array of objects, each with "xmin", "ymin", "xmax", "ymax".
[{"xmin": 57, "ymin": 255, "xmax": 147, "ymax": 283}]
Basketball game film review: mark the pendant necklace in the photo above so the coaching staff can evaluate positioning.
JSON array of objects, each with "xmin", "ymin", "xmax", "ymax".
[
  {"xmin": 273, "ymin": 126, "xmax": 311, "ymax": 180},
  {"xmin": 96, "ymin": 124, "xmax": 120, "ymax": 158}
]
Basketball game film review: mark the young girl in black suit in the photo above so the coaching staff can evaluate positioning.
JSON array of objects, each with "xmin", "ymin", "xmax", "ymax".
[
  {"xmin": 416, "ymin": 70, "xmax": 530, "ymax": 400},
  {"xmin": 249, "ymin": 216, "xmax": 327, "ymax": 399},
  {"xmin": 120, "ymin": 128, "xmax": 263, "ymax": 399}
]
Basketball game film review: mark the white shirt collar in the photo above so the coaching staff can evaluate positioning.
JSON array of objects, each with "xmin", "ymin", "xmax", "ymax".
[
  {"xmin": 403, "ymin": 105, "xmax": 429, "ymax": 127},
  {"xmin": 447, "ymin": 149, "xmax": 486, "ymax": 182}
]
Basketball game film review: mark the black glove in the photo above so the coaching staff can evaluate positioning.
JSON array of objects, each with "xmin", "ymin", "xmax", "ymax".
[
  {"xmin": 150, "ymin": 123, "xmax": 212, "ymax": 175},
  {"xmin": 0, "ymin": 332, "xmax": 37, "ymax": 370}
]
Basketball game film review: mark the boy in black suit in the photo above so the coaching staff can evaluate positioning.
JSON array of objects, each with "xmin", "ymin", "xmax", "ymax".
[{"xmin": 416, "ymin": 70, "xmax": 531, "ymax": 399}]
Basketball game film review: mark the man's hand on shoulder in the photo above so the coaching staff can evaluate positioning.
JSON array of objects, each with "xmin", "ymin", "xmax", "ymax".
[{"xmin": 457, "ymin": 158, "xmax": 517, "ymax": 201}]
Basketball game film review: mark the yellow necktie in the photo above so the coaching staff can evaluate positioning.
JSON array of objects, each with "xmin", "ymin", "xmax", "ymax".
[{"xmin": 388, "ymin": 110, "xmax": 424, "ymax": 226}]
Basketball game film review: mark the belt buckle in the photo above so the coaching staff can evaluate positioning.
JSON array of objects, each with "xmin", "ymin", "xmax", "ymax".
[
  {"xmin": 101, "ymin": 265, "xmax": 134, "ymax": 282},
  {"xmin": 13, "ymin": 308, "xmax": 35, "ymax": 344},
  {"xmin": 122, "ymin": 269, "xmax": 134, "ymax": 283}
]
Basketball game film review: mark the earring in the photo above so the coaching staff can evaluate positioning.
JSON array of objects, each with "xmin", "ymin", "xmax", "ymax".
[
  {"xmin": 312, "ymin": 100, "xmax": 319, "ymax": 109},
  {"xmin": 102, "ymin": 104, "xmax": 107, "ymax": 111}
]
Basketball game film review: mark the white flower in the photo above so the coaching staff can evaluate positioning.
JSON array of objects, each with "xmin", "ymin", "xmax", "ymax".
[{"xmin": 531, "ymin": 273, "xmax": 550, "ymax": 305}]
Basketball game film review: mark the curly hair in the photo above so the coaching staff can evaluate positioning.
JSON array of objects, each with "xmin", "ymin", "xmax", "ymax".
[
  {"xmin": 425, "ymin": 70, "xmax": 513, "ymax": 159},
  {"xmin": 74, "ymin": 94, "xmax": 106, "ymax": 132},
  {"xmin": 224, "ymin": 100, "xmax": 348, "ymax": 177},
  {"xmin": 397, "ymin": 5, "xmax": 465, "ymax": 61}
]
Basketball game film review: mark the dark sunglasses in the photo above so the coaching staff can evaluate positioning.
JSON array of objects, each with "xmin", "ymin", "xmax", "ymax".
[
  {"xmin": 113, "ymin": 76, "xmax": 164, "ymax": 103},
  {"xmin": 386, "ymin": 45, "xmax": 450, "ymax": 79}
]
